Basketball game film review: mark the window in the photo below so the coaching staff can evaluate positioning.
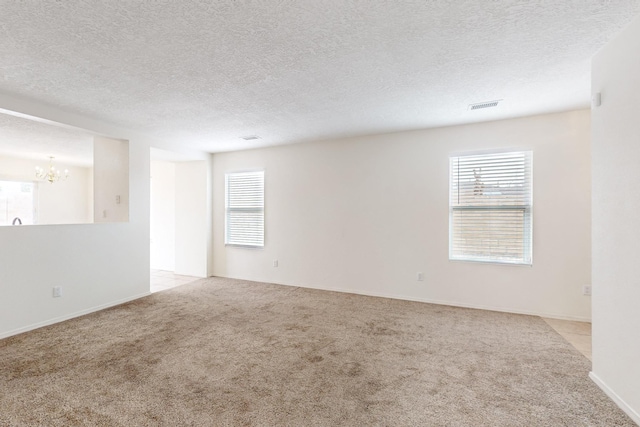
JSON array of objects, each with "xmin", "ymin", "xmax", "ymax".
[
  {"xmin": 0, "ymin": 180, "xmax": 37, "ymax": 226},
  {"xmin": 225, "ymin": 170, "xmax": 264, "ymax": 247},
  {"xmin": 449, "ymin": 151, "xmax": 532, "ymax": 265}
]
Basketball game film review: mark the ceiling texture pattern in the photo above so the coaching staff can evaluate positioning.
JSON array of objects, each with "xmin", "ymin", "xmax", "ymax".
[
  {"xmin": 0, "ymin": 113, "xmax": 93, "ymax": 166},
  {"xmin": 0, "ymin": 0, "xmax": 638, "ymax": 154}
]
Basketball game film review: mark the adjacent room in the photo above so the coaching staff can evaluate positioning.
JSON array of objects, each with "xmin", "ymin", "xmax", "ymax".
[{"xmin": 1, "ymin": 2, "xmax": 639, "ymax": 425}]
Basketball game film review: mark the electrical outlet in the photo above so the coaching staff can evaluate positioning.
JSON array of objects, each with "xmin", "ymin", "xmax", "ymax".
[
  {"xmin": 417, "ymin": 272, "xmax": 424, "ymax": 281},
  {"xmin": 273, "ymin": 260, "xmax": 278, "ymax": 267},
  {"xmin": 583, "ymin": 285, "xmax": 592, "ymax": 296},
  {"xmin": 116, "ymin": 195, "xmax": 121, "ymax": 204},
  {"xmin": 52, "ymin": 286, "xmax": 62, "ymax": 298}
]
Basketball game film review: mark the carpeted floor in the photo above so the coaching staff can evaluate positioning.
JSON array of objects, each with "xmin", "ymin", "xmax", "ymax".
[{"xmin": 0, "ymin": 277, "xmax": 634, "ymax": 426}]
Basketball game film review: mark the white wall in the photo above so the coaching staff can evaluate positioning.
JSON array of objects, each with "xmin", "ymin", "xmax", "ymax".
[
  {"xmin": 0, "ymin": 155, "xmax": 92, "ymax": 225},
  {"xmin": 175, "ymin": 161, "xmax": 209, "ymax": 277},
  {"xmin": 0, "ymin": 93, "xmax": 153, "ymax": 339},
  {"xmin": 591, "ymin": 14, "xmax": 640, "ymax": 424},
  {"xmin": 150, "ymin": 160, "xmax": 176, "ymax": 271},
  {"xmin": 213, "ymin": 110, "xmax": 592, "ymax": 320},
  {"xmin": 94, "ymin": 136, "xmax": 129, "ymax": 223}
]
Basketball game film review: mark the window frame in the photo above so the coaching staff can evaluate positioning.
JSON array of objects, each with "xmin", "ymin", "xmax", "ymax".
[
  {"xmin": 448, "ymin": 150, "xmax": 533, "ymax": 266},
  {"xmin": 224, "ymin": 169, "xmax": 265, "ymax": 249},
  {"xmin": 0, "ymin": 178, "xmax": 39, "ymax": 226}
]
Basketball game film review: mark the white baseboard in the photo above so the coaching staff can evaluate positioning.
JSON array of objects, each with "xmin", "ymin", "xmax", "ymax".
[
  {"xmin": 590, "ymin": 372, "xmax": 640, "ymax": 425},
  {"xmin": 214, "ymin": 275, "xmax": 592, "ymax": 322},
  {"xmin": 0, "ymin": 292, "xmax": 151, "ymax": 340}
]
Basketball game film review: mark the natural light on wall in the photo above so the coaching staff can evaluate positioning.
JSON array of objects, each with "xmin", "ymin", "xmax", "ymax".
[{"xmin": 449, "ymin": 150, "xmax": 533, "ymax": 265}]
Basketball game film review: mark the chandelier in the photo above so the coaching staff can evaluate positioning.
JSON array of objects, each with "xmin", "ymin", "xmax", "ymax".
[{"xmin": 35, "ymin": 156, "xmax": 69, "ymax": 184}]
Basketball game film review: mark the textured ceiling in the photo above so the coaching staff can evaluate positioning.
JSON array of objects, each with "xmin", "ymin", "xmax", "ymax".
[
  {"xmin": 0, "ymin": 112, "xmax": 93, "ymax": 166},
  {"xmin": 0, "ymin": 1, "xmax": 638, "ymax": 155}
]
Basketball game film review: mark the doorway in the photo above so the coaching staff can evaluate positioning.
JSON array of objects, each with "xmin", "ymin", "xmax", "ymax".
[{"xmin": 150, "ymin": 148, "xmax": 209, "ymax": 292}]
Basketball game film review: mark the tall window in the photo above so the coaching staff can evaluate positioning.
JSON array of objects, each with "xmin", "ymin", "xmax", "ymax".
[
  {"xmin": 0, "ymin": 180, "xmax": 37, "ymax": 226},
  {"xmin": 225, "ymin": 170, "xmax": 264, "ymax": 248},
  {"xmin": 449, "ymin": 151, "xmax": 532, "ymax": 265}
]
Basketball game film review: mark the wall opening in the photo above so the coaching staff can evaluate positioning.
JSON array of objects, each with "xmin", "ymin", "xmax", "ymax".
[
  {"xmin": 150, "ymin": 148, "xmax": 207, "ymax": 292},
  {"xmin": 0, "ymin": 110, "xmax": 129, "ymax": 225}
]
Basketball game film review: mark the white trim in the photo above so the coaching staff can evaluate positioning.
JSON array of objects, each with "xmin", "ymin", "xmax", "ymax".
[
  {"xmin": 449, "ymin": 150, "xmax": 533, "ymax": 265},
  {"xmin": 589, "ymin": 372, "xmax": 640, "ymax": 425},
  {"xmin": 224, "ymin": 170, "xmax": 265, "ymax": 247},
  {"xmin": 214, "ymin": 275, "xmax": 592, "ymax": 322},
  {"xmin": 448, "ymin": 146, "xmax": 534, "ymax": 158},
  {"xmin": 0, "ymin": 292, "xmax": 151, "ymax": 340}
]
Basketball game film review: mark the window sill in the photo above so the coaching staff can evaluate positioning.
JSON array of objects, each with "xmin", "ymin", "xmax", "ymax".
[
  {"xmin": 449, "ymin": 257, "xmax": 532, "ymax": 266},
  {"xmin": 225, "ymin": 244, "xmax": 264, "ymax": 250}
]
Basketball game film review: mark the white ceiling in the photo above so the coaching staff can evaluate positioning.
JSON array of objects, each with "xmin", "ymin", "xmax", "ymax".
[
  {"xmin": 0, "ymin": 1, "xmax": 638, "ymax": 156},
  {"xmin": 0, "ymin": 111, "xmax": 93, "ymax": 166}
]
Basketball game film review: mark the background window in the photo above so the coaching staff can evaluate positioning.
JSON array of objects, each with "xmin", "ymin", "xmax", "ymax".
[
  {"xmin": 449, "ymin": 151, "xmax": 532, "ymax": 264},
  {"xmin": 0, "ymin": 180, "xmax": 37, "ymax": 225},
  {"xmin": 225, "ymin": 170, "xmax": 264, "ymax": 247}
]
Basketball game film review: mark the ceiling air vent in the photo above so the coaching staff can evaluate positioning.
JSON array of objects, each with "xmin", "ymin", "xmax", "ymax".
[
  {"xmin": 469, "ymin": 100, "xmax": 501, "ymax": 110},
  {"xmin": 240, "ymin": 135, "xmax": 261, "ymax": 141}
]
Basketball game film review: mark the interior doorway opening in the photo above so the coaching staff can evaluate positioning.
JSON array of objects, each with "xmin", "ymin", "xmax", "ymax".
[{"xmin": 150, "ymin": 148, "xmax": 209, "ymax": 292}]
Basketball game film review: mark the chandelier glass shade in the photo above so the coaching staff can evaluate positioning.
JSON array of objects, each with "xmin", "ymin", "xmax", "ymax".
[{"xmin": 35, "ymin": 156, "xmax": 69, "ymax": 184}]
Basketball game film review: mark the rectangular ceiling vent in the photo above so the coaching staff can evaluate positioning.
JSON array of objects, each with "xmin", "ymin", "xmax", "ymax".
[
  {"xmin": 469, "ymin": 100, "xmax": 501, "ymax": 110},
  {"xmin": 240, "ymin": 135, "xmax": 261, "ymax": 141}
]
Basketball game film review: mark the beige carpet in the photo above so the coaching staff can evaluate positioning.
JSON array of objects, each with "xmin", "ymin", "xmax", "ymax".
[{"xmin": 0, "ymin": 277, "xmax": 634, "ymax": 426}]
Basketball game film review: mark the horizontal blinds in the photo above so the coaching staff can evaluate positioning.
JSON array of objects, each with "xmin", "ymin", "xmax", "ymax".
[
  {"xmin": 451, "ymin": 208, "xmax": 528, "ymax": 262},
  {"xmin": 450, "ymin": 151, "xmax": 532, "ymax": 264},
  {"xmin": 225, "ymin": 171, "xmax": 264, "ymax": 247},
  {"xmin": 450, "ymin": 152, "xmax": 532, "ymax": 207}
]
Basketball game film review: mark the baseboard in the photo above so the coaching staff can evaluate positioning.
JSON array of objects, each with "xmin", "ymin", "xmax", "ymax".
[
  {"xmin": 590, "ymin": 372, "xmax": 640, "ymax": 425},
  {"xmin": 0, "ymin": 292, "xmax": 151, "ymax": 340},
  {"xmin": 418, "ymin": 298, "xmax": 591, "ymax": 322},
  {"xmin": 215, "ymin": 275, "xmax": 591, "ymax": 322}
]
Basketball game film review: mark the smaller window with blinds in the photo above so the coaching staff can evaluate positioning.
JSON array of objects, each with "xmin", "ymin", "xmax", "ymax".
[
  {"xmin": 449, "ymin": 151, "xmax": 532, "ymax": 265},
  {"xmin": 225, "ymin": 170, "xmax": 264, "ymax": 248}
]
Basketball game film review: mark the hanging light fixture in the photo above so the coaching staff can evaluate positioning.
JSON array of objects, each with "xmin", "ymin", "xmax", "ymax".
[{"xmin": 35, "ymin": 156, "xmax": 69, "ymax": 184}]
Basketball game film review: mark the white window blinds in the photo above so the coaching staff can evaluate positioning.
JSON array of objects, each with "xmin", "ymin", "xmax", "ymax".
[
  {"xmin": 225, "ymin": 170, "xmax": 264, "ymax": 247},
  {"xmin": 449, "ymin": 151, "xmax": 532, "ymax": 264}
]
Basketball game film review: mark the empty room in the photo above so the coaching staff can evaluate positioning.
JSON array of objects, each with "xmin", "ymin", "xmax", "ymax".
[{"xmin": 1, "ymin": 1, "xmax": 639, "ymax": 426}]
